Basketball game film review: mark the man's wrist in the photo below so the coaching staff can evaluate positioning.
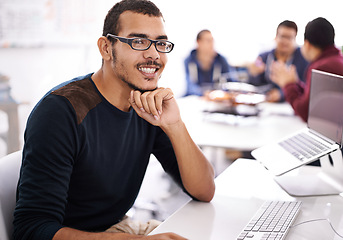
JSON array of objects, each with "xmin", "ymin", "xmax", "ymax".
[{"xmin": 161, "ymin": 120, "xmax": 186, "ymax": 138}]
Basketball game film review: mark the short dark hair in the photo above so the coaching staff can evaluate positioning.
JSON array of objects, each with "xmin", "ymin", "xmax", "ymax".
[
  {"xmin": 196, "ymin": 29, "xmax": 211, "ymax": 41},
  {"xmin": 277, "ymin": 20, "xmax": 298, "ymax": 34},
  {"xmin": 304, "ymin": 17, "xmax": 335, "ymax": 49},
  {"xmin": 102, "ymin": 0, "xmax": 163, "ymax": 42}
]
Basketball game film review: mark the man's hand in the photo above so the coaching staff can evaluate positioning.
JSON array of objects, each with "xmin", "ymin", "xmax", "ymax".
[
  {"xmin": 142, "ymin": 233, "xmax": 188, "ymax": 239},
  {"xmin": 53, "ymin": 227, "xmax": 188, "ymax": 240},
  {"xmin": 129, "ymin": 87, "xmax": 181, "ymax": 128},
  {"xmin": 266, "ymin": 88, "xmax": 282, "ymax": 102},
  {"xmin": 270, "ymin": 61, "xmax": 298, "ymax": 88},
  {"xmin": 247, "ymin": 57, "xmax": 266, "ymax": 76}
]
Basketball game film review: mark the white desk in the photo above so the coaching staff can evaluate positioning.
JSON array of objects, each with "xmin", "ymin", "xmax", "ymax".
[
  {"xmin": 150, "ymin": 159, "xmax": 343, "ymax": 239},
  {"xmin": 177, "ymin": 96, "xmax": 306, "ymax": 151}
]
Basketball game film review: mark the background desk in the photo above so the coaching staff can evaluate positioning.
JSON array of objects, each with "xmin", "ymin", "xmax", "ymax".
[
  {"xmin": 150, "ymin": 159, "xmax": 343, "ymax": 239},
  {"xmin": 177, "ymin": 96, "xmax": 306, "ymax": 151}
]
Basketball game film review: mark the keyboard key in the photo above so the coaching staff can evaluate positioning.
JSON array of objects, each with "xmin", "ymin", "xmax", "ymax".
[{"xmin": 279, "ymin": 132, "xmax": 331, "ymax": 160}]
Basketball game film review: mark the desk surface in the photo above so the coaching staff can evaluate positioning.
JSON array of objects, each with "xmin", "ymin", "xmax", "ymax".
[
  {"xmin": 151, "ymin": 159, "xmax": 343, "ymax": 239},
  {"xmin": 178, "ymin": 96, "xmax": 306, "ymax": 151}
]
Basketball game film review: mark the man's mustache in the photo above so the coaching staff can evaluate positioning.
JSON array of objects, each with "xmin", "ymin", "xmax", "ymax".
[{"xmin": 137, "ymin": 61, "xmax": 162, "ymax": 68}]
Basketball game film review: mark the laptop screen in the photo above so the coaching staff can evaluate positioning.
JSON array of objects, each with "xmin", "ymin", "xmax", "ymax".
[{"xmin": 308, "ymin": 70, "xmax": 343, "ymax": 146}]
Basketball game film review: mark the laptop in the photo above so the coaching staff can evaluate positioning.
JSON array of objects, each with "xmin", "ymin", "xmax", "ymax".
[{"xmin": 252, "ymin": 69, "xmax": 343, "ymax": 176}]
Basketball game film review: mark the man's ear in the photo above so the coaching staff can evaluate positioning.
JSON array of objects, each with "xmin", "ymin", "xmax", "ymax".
[
  {"xmin": 303, "ymin": 40, "xmax": 310, "ymax": 49},
  {"xmin": 97, "ymin": 36, "xmax": 112, "ymax": 61}
]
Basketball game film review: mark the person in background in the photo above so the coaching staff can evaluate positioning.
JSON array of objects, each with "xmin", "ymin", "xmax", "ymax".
[
  {"xmin": 247, "ymin": 20, "xmax": 309, "ymax": 102},
  {"xmin": 13, "ymin": 0, "xmax": 215, "ymax": 239},
  {"xmin": 270, "ymin": 17, "xmax": 343, "ymax": 122},
  {"xmin": 184, "ymin": 29, "xmax": 235, "ymax": 96}
]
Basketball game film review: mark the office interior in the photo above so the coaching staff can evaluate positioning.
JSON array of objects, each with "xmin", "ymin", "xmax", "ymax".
[{"xmin": 1, "ymin": 0, "xmax": 343, "ymax": 226}]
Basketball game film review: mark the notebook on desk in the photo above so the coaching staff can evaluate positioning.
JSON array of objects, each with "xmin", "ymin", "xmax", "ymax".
[{"xmin": 252, "ymin": 69, "xmax": 343, "ymax": 176}]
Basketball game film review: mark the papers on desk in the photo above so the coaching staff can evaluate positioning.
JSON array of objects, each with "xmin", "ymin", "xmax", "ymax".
[
  {"xmin": 206, "ymin": 90, "xmax": 266, "ymax": 106},
  {"xmin": 258, "ymin": 102, "xmax": 296, "ymax": 117},
  {"xmin": 202, "ymin": 84, "xmax": 267, "ymax": 124},
  {"xmin": 235, "ymin": 93, "xmax": 266, "ymax": 105},
  {"xmin": 221, "ymin": 82, "xmax": 272, "ymax": 94},
  {"xmin": 202, "ymin": 111, "xmax": 259, "ymax": 125},
  {"xmin": 177, "ymin": 95, "xmax": 300, "ymax": 129},
  {"xmin": 201, "ymin": 90, "xmax": 263, "ymax": 125},
  {"xmin": 202, "ymin": 102, "xmax": 260, "ymax": 125}
]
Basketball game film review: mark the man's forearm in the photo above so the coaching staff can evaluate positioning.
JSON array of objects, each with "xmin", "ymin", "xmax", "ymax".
[
  {"xmin": 53, "ymin": 227, "xmax": 187, "ymax": 240},
  {"xmin": 53, "ymin": 227, "xmax": 143, "ymax": 240},
  {"xmin": 162, "ymin": 121, "xmax": 215, "ymax": 202}
]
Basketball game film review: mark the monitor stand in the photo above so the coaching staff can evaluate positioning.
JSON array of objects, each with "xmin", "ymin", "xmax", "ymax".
[{"xmin": 274, "ymin": 149, "xmax": 343, "ymax": 197}]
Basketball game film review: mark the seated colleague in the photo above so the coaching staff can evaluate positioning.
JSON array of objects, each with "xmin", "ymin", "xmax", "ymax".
[
  {"xmin": 13, "ymin": 0, "xmax": 215, "ymax": 239},
  {"xmin": 247, "ymin": 20, "xmax": 309, "ymax": 102},
  {"xmin": 184, "ymin": 29, "xmax": 235, "ymax": 96},
  {"xmin": 270, "ymin": 17, "xmax": 343, "ymax": 122}
]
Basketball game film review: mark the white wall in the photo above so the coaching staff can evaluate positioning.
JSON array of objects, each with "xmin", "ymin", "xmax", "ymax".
[
  {"xmin": 1, "ymin": 0, "xmax": 342, "ymax": 101},
  {"xmin": 0, "ymin": 0, "xmax": 342, "ymax": 152},
  {"xmin": 155, "ymin": 0, "xmax": 343, "ymax": 96}
]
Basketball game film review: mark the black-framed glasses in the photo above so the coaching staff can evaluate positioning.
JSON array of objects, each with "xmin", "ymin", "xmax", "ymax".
[{"xmin": 106, "ymin": 34, "xmax": 174, "ymax": 53}]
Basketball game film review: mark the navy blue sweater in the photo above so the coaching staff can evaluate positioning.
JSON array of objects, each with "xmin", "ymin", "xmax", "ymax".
[
  {"xmin": 249, "ymin": 47, "xmax": 309, "ymax": 86},
  {"xmin": 13, "ymin": 74, "xmax": 185, "ymax": 240}
]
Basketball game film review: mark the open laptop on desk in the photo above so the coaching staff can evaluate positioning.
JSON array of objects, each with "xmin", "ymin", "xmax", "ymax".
[{"xmin": 252, "ymin": 70, "xmax": 343, "ymax": 195}]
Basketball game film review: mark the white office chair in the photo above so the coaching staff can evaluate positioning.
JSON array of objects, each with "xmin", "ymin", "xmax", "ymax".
[{"xmin": 0, "ymin": 150, "xmax": 22, "ymax": 240}]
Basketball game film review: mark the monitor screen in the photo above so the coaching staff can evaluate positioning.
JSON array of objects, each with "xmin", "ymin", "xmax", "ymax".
[{"xmin": 308, "ymin": 69, "xmax": 343, "ymax": 146}]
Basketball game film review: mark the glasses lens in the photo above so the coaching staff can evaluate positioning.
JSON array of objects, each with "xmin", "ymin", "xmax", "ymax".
[
  {"xmin": 131, "ymin": 38, "xmax": 151, "ymax": 50},
  {"xmin": 129, "ymin": 37, "xmax": 174, "ymax": 53},
  {"xmin": 156, "ymin": 41, "xmax": 173, "ymax": 53}
]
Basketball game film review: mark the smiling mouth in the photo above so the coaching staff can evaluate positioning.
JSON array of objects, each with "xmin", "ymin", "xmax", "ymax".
[{"xmin": 138, "ymin": 67, "xmax": 158, "ymax": 74}]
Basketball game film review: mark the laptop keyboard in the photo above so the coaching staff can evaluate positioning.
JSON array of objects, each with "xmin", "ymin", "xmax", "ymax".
[
  {"xmin": 237, "ymin": 201, "xmax": 302, "ymax": 240},
  {"xmin": 279, "ymin": 132, "xmax": 330, "ymax": 161}
]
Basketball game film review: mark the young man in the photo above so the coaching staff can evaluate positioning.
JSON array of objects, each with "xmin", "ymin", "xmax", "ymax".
[
  {"xmin": 13, "ymin": 1, "xmax": 215, "ymax": 239},
  {"xmin": 184, "ymin": 29, "xmax": 234, "ymax": 96},
  {"xmin": 270, "ymin": 17, "xmax": 343, "ymax": 122},
  {"xmin": 248, "ymin": 20, "xmax": 309, "ymax": 102}
]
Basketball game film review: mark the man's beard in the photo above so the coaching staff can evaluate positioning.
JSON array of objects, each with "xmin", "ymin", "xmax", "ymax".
[
  {"xmin": 125, "ymin": 80, "xmax": 158, "ymax": 93},
  {"xmin": 112, "ymin": 48, "xmax": 159, "ymax": 93}
]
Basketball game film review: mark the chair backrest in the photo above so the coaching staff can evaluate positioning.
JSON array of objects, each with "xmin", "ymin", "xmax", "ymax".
[{"xmin": 0, "ymin": 151, "xmax": 22, "ymax": 240}]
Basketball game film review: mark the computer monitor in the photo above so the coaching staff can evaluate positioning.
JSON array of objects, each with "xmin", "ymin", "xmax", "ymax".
[{"xmin": 308, "ymin": 70, "xmax": 343, "ymax": 147}]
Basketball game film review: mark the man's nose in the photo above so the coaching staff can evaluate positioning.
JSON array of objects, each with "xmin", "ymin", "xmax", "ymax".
[{"xmin": 143, "ymin": 43, "xmax": 160, "ymax": 60}]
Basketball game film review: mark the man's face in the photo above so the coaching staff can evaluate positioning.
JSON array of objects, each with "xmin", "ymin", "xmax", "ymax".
[
  {"xmin": 275, "ymin": 26, "xmax": 297, "ymax": 55},
  {"xmin": 197, "ymin": 32, "xmax": 214, "ymax": 53},
  {"xmin": 110, "ymin": 11, "xmax": 168, "ymax": 92}
]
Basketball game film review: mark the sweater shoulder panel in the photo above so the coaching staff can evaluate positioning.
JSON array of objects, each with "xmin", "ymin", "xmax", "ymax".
[{"xmin": 51, "ymin": 79, "xmax": 102, "ymax": 124}]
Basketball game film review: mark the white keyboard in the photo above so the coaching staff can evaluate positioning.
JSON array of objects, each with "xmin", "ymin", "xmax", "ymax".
[{"xmin": 237, "ymin": 201, "xmax": 302, "ymax": 240}]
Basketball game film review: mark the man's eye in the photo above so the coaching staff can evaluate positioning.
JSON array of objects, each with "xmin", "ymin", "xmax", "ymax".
[
  {"xmin": 133, "ymin": 39, "xmax": 146, "ymax": 45},
  {"xmin": 157, "ymin": 41, "xmax": 167, "ymax": 46}
]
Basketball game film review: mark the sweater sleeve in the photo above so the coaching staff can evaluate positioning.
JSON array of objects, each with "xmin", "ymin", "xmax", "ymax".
[
  {"xmin": 13, "ymin": 95, "xmax": 78, "ymax": 240},
  {"xmin": 152, "ymin": 128, "xmax": 182, "ymax": 185},
  {"xmin": 151, "ymin": 128, "xmax": 197, "ymax": 200},
  {"xmin": 283, "ymin": 80, "xmax": 309, "ymax": 122}
]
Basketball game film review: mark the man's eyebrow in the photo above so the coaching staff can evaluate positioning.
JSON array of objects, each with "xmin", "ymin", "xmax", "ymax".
[
  {"xmin": 127, "ymin": 33, "xmax": 168, "ymax": 40},
  {"xmin": 156, "ymin": 35, "xmax": 168, "ymax": 40}
]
